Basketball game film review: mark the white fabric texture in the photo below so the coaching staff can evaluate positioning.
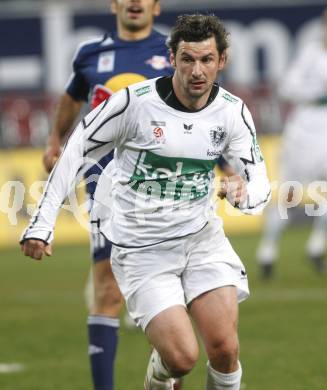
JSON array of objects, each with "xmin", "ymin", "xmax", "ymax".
[
  {"xmin": 206, "ymin": 361, "xmax": 242, "ymax": 390},
  {"xmin": 21, "ymin": 78, "xmax": 270, "ymax": 247},
  {"xmin": 111, "ymin": 218, "xmax": 249, "ymax": 331}
]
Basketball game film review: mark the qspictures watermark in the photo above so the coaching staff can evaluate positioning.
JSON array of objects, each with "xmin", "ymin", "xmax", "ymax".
[{"xmin": 1, "ymin": 177, "xmax": 327, "ymax": 231}]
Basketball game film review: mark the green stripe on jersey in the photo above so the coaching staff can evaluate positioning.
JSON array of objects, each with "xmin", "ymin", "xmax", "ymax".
[{"xmin": 129, "ymin": 150, "xmax": 216, "ymax": 201}]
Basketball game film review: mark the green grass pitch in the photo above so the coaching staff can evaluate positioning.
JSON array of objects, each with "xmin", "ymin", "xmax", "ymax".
[{"xmin": 1, "ymin": 226, "xmax": 326, "ymax": 389}]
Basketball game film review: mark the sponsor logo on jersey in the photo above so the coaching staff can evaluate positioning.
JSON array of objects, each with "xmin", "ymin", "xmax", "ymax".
[
  {"xmin": 97, "ymin": 51, "xmax": 115, "ymax": 72},
  {"xmin": 130, "ymin": 150, "xmax": 215, "ymax": 201},
  {"xmin": 135, "ymin": 85, "xmax": 151, "ymax": 97},
  {"xmin": 210, "ymin": 126, "xmax": 227, "ymax": 147},
  {"xmin": 146, "ymin": 55, "xmax": 170, "ymax": 70},
  {"xmin": 222, "ymin": 92, "xmax": 238, "ymax": 104}
]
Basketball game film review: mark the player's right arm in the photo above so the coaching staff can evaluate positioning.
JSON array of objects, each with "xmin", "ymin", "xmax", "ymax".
[
  {"xmin": 20, "ymin": 88, "xmax": 131, "ymax": 260},
  {"xmin": 43, "ymin": 93, "xmax": 83, "ymax": 173}
]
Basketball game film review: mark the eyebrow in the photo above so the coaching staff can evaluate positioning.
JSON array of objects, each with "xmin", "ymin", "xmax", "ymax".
[{"xmin": 180, "ymin": 52, "xmax": 215, "ymax": 59}]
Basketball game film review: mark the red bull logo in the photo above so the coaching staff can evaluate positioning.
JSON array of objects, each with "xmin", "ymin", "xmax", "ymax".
[{"xmin": 91, "ymin": 73, "xmax": 147, "ymax": 108}]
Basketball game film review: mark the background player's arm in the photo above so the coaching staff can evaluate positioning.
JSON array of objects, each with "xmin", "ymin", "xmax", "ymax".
[{"xmin": 43, "ymin": 93, "xmax": 83, "ymax": 173}]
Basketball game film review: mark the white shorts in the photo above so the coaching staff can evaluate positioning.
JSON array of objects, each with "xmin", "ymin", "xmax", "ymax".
[
  {"xmin": 111, "ymin": 219, "xmax": 249, "ymax": 331},
  {"xmin": 281, "ymin": 122, "xmax": 327, "ymax": 183}
]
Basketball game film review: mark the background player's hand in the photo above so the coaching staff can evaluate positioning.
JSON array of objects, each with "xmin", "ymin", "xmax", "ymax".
[
  {"xmin": 43, "ymin": 137, "xmax": 61, "ymax": 173},
  {"xmin": 21, "ymin": 239, "xmax": 52, "ymax": 261},
  {"xmin": 218, "ymin": 175, "xmax": 247, "ymax": 207}
]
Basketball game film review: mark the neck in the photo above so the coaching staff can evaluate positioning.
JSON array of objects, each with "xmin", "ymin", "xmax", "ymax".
[
  {"xmin": 172, "ymin": 74, "xmax": 211, "ymax": 111},
  {"xmin": 117, "ymin": 22, "xmax": 152, "ymax": 41}
]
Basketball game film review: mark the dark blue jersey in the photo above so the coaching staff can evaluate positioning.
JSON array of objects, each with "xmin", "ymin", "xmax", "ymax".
[
  {"xmin": 67, "ymin": 30, "xmax": 172, "ymax": 105},
  {"xmin": 66, "ymin": 30, "xmax": 173, "ymax": 196}
]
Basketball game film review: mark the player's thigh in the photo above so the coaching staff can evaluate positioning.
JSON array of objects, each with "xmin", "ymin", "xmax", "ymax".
[{"xmin": 188, "ymin": 286, "xmax": 239, "ymax": 354}]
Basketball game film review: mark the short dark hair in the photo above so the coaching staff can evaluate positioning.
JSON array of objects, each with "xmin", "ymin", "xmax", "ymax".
[{"xmin": 167, "ymin": 14, "xmax": 229, "ymax": 56}]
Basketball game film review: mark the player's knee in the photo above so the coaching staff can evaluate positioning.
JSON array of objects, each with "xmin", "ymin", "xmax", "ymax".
[
  {"xmin": 208, "ymin": 336, "xmax": 239, "ymax": 368},
  {"xmin": 166, "ymin": 345, "xmax": 199, "ymax": 377},
  {"xmin": 93, "ymin": 279, "xmax": 123, "ymax": 314}
]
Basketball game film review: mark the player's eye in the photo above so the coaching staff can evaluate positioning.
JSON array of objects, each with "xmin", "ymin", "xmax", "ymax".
[
  {"xmin": 202, "ymin": 56, "xmax": 213, "ymax": 63},
  {"xmin": 182, "ymin": 57, "xmax": 193, "ymax": 63}
]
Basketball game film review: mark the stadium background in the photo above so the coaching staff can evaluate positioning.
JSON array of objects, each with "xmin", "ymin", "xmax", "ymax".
[{"xmin": 1, "ymin": 1, "xmax": 326, "ymax": 389}]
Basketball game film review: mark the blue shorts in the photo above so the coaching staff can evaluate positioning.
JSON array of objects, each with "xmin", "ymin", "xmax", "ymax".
[{"xmin": 90, "ymin": 230, "xmax": 113, "ymax": 263}]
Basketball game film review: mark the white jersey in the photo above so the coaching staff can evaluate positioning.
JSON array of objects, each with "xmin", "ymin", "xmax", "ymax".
[{"xmin": 21, "ymin": 78, "xmax": 270, "ymax": 247}]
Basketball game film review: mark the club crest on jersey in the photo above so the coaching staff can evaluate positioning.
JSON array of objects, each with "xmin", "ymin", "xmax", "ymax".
[
  {"xmin": 97, "ymin": 51, "xmax": 115, "ymax": 72},
  {"xmin": 151, "ymin": 121, "xmax": 166, "ymax": 144},
  {"xmin": 210, "ymin": 126, "xmax": 227, "ymax": 147},
  {"xmin": 146, "ymin": 55, "xmax": 170, "ymax": 70}
]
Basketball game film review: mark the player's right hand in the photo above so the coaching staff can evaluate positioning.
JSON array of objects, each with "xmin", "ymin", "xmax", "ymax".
[
  {"xmin": 20, "ymin": 239, "xmax": 52, "ymax": 261},
  {"xmin": 43, "ymin": 140, "xmax": 61, "ymax": 173}
]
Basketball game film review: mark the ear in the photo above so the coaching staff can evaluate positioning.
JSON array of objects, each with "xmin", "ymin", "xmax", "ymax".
[
  {"xmin": 153, "ymin": 1, "xmax": 161, "ymax": 17},
  {"xmin": 110, "ymin": 1, "xmax": 117, "ymax": 15},
  {"xmin": 169, "ymin": 50, "xmax": 176, "ymax": 68},
  {"xmin": 218, "ymin": 50, "xmax": 227, "ymax": 71}
]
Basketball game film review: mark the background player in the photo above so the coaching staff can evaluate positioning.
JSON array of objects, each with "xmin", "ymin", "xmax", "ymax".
[
  {"xmin": 256, "ymin": 9, "xmax": 327, "ymax": 278},
  {"xmin": 42, "ymin": 1, "xmax": 173, "ymax": 389}
]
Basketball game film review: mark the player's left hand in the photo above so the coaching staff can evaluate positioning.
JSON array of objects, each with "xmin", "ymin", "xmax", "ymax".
[
  {"xmin": 20, "ymin": 239, "xmax": 52, "ymax": 261},
  {"xmin": 218, "ymin": 175, "xmax": 247, "ymax": 207}
]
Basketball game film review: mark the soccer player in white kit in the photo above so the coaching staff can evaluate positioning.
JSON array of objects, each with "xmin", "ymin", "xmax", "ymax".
[
  {"xmin": 21, "ymin": 14, "xmax": 270, "ymax": 390},
  {"xmin": 257, "ymin": 9, "xmax": 327, "ymax": 278}
]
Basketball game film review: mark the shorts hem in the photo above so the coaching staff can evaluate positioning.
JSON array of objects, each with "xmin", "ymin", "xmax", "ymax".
[{"xmin": 186, "ymin": 281, "xmax": 249, "ymax": 306}]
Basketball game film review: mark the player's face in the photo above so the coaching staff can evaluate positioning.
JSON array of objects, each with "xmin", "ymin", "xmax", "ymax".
[
  {"xmin": 170, "ymin": 37, "xmax": 226, "ymax": 108},
  {"xmin": 111, "ymin": 0, "xmax": 160, "ymax": 32}
]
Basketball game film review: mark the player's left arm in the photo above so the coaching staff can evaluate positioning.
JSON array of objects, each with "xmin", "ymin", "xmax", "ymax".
[{"xmin": 222, "ymin": 102, "xmax": 271, "ymax": 214}]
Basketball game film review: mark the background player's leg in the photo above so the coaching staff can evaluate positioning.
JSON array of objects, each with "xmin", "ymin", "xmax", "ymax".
[
  {"xmin": 87, "ymin": 237, "xmax": 124, "ymax": 390},
  {"xmin": 306, "ymin": 214, "xmax": 327, "ymax": 273},
  {"xmin": 256, "ymin": 204, "xmax": 290, "ymax": 278},
  {"xmin": 189, "ymin": 286, "xmax": 242, "ymax": 390}
]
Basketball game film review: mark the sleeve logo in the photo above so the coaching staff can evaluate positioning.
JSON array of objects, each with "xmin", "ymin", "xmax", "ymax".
[{"xmin": 135, "ymin": 85, "xmax": 151, "ymax": 97}]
